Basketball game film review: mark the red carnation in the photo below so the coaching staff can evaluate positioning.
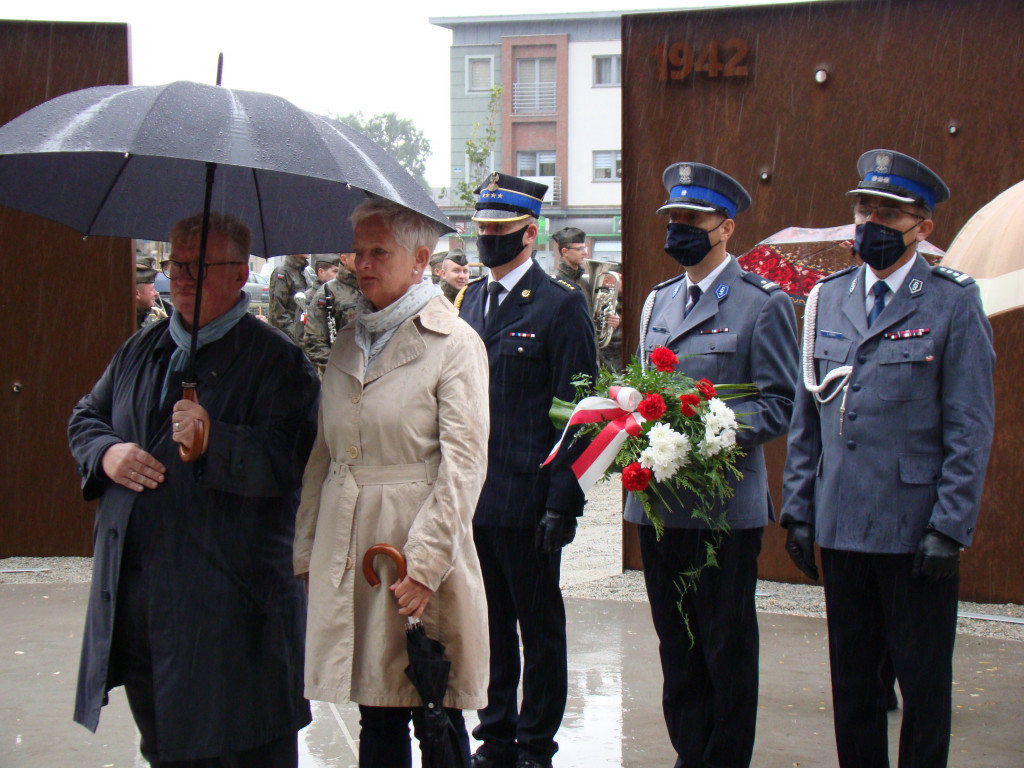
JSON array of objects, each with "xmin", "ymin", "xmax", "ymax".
[
  {"xmin": 650, "ymin": 346, "xmax": 678, "ymax": 372},
  {"xmin": 679, "ymin": 393, "xmax": 701, "ymax": 417},
  {"xmin": 621, "ymin": 462, "xmax": 652, "ymax": 492},
  {"xmin": 638, "ymin": 393, "xmax": 667, "ymax": 421},
  {"xmin": 695, "ymin": 379, "xmax": 716, "ymax": 399}
]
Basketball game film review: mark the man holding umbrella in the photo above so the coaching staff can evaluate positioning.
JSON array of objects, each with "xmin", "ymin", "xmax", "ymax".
[{"xmin": 68, "ymin": 212, "xmax": 319, "ymax": 766}]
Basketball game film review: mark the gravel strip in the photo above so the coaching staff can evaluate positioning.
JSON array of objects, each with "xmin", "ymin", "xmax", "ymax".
[{"xmin": 4, "ymin": 480, "xmax": 1021, "ymax": 642}]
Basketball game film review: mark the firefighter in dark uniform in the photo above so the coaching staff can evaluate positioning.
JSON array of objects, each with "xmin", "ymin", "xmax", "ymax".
[
  {"xmin": 781, "ymin": 150, "xmax": 995, "ymax": 768},
  {"xmin": 459, "ymin": 173, "xmax": 598, "ymax": 768},
  {"xmin": 625, "ymin": 162, "xmax": 799, "ymax": 768}
]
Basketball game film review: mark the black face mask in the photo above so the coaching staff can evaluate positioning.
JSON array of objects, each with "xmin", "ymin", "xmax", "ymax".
[
  {"xmin": 477, "ymin": 225, "xmax": 528, "ymax": 268},
  {"xmin": 854, "ymin": 221, "xmax": 914, "ymax": 272},
  {"xmin": 664, "ymin": 221, "xmax": 721, "ymax": 267}
]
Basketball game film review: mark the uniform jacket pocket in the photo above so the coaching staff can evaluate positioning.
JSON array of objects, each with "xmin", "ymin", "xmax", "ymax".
[
  {"xmin": 898, "ymin": 453, "xmax": 942, "ymax": 485},
  {"xmin": 878, "ymin": 340, "xmax": 935, "ymax": 401}
]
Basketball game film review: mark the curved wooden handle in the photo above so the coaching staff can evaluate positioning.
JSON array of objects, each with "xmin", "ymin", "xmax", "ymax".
[
  {"xmin": 178, "ymin": 384, "xmax": 206, "ymax": 463},
  {"xmin": 362, "ymin": 544, "xmax": 407, "ymax": 588}
]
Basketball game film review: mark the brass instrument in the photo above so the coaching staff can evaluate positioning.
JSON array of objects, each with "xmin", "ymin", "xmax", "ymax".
[{"xmin": 584, "ymin": 259, "xmax": 621, "ymax": 349}]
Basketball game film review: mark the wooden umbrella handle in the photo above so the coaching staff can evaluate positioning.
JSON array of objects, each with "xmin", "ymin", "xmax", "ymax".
[
  {"xmin": 362, "ymin": 544, "xmax": 407, "ymax": 587},
  {"xmin": 178, "ymin": 384, "xmax": 206, "ymax": 463}
]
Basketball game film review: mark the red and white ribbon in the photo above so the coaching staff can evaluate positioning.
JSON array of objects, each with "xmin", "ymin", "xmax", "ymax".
[{"xmin": 543, "ymin": 386, "xmax": 646, "ymax": 491}]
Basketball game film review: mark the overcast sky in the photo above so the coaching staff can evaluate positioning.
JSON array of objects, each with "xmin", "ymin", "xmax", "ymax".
[{"xmin": 6, "ymin": 0, "xmax": 813, "ymax": 185}]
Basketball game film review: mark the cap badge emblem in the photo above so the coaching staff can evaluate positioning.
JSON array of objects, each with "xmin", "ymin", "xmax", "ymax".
[
  {"xmin": 487, "ymin": 172, "xmax": 500, "ymax": 192},
  {"xmin": 678, "ymin": 165, "xmax": 693, "ymax": 184},
  {"xmin": 875, "ymin": 153, "xmax": 893, "ymax": 174}
]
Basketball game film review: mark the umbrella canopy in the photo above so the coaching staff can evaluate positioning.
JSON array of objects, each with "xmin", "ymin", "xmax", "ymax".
[
  {"xmin": 738, "ymin": 224, "xmax": 943, "ymax": 302},
  {"xmin": 942, "ymin": 178, "xmax": 1024, "ymax": 316},
  {"xmin": 0, "ymin": 80, "xmax": 452, "ymax": 255}
]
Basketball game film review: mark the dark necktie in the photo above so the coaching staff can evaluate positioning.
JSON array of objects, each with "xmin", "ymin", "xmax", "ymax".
[
  {"xmin": 868, "ymin": 281, "xmax": 889, "ymax": 326},
  {"xmin": 684, "ymin": 285, "xmax": 702, "ymax": 318},
  {"xmin": 485, "ymin": 282, "xmax": 505, "ymax": 330}
]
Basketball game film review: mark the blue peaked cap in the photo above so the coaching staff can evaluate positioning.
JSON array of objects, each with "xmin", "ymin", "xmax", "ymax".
[{"xmin": 657, "ymin": 162, "xmax": 751, "ymax": 219}]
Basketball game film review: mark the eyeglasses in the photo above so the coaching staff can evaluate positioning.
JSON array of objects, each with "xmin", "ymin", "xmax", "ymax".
[
  {"xmin": 566, "ymin": 245, "xmax": 588, "ymax": 251},
  {"xmin": 161, "ymin": 260, "xmax": 244, "ymax": 280},
  {"xmin": 852, "ymin": 203, "xmax": 925, "ymax": 226}
]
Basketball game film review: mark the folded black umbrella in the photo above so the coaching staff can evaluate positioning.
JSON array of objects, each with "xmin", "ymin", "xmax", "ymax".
[{"xmin": 363, "ymin": 544, "xmax": 466, "ymax": 768}]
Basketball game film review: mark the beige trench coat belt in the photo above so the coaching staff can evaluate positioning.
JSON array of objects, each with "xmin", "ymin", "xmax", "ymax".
[{"xmin": 332, "ymin": 460, "xmax": 440, "ymax": 486}]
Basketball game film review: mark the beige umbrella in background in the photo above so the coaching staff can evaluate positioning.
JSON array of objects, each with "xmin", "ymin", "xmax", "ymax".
[{"xmin": 943, "ymin": 178, "xmax": 1024, "ymax": 317}]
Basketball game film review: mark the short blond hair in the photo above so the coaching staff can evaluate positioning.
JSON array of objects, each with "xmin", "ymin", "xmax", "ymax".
[
  {"xmin": 350, "ymin": 198, "xmax": 442, "ymax": 255},
  {"xmin": 169, "ymin": 212, "xmax": 252, "ymax": 261}
]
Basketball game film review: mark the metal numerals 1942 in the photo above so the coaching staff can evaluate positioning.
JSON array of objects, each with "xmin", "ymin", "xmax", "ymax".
[{"xmin": 649, "ymin": 39, "xmax": 750, "ymax": 81}]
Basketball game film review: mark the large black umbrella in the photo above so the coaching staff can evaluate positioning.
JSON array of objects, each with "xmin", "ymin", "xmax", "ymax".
[
  {"xmin": 0, "ymin": 79, "xmax": 452, "ymax": 459},
  {"xmin": 362, "ymin": 544, "xmax": 466, "ymax": 768}
]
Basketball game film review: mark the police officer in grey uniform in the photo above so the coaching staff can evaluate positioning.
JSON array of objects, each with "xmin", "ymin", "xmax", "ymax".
[
  {"xmin": 626, "ymin": 163, "xmax": 799, "ymax": 768},
  {"xmin": 460, "ymin": 172, "xmax": 598, "ymax": 768},
  {"xmin": 781, "ymin": 150, "xmax": 995, "ymax": 768}
]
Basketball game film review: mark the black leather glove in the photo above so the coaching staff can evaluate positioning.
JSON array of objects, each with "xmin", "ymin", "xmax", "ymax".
[
  {"xmin": 912, "ymin": 527, "xmax": 961, "ymax": 580},
  {"xmin": 785, "ymin": 522, "xmax": 819, "ymax": 581},
  {"xmin": 535, "ymin": 511, "xmax": 578, "ymax": 553}
]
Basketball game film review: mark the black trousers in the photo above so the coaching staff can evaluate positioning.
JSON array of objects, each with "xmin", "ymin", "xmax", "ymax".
[
  {"xmin": 110, "ymin": 569, "xmax": 298, "ymax": 768},
  {"xmin": 357, "ymin": 705, "xmax": 470, "ymax": 768},
  {"xmin": 472, "ymin": 525, "xmax": 567, "ymax": 764},
  {"xmin": 638, "ymin": 525, "xmax": 762, "ymax": 768},
  {"xmin": 821, "ymin": 548, "xmax": 959, "ymax": 768}
]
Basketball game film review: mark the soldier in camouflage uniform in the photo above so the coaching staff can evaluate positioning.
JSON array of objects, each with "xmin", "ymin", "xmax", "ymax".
[
  {"xmin": 438, "ymin": 249, "xmax": 470, "ymax": 303},
  {"xmin": 268, "ymin": 254, "xmax": 311, "ymax": 343},
  {"xmin": 135, "ymin": 255, "xmax": 168, "ymax": 330},
  {"xmin": 302, "ymin": 253, "xmax": 362, "ymax": 374}
]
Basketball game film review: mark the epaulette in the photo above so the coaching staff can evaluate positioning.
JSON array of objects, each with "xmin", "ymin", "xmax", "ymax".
[
  {"xmin": 932, "ymin": 265, "xmax": 976, "ymax": 286},
  {"xmin": 818, "ymin": 265, "xmax": 859, "ymax": 284},
  {"xmin": 741, "ymin": 271, "xmax": 781, "ymax": 293},
  {"xmin": 550, "ymin": 275, "xmax": 577, "ymax": 292},
  {"xmin": 466, "ymin": 275, "xmax": 485, "ymax": 285},
  {"xmin": 453, "ymin": 285, "xmax": 468, "ymax": 311},
  {"xmin": 653, "ymin": 273, "xmax": 686, "ymax": 292}
]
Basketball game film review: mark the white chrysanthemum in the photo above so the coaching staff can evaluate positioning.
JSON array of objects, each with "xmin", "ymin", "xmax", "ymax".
[
  {"xmin": 640, "ymin": 423, "xmax": 692, "ymax": 482},
  {"xmin": 698, "ymin": 398, "xmax": 738, "ymax": 458}
]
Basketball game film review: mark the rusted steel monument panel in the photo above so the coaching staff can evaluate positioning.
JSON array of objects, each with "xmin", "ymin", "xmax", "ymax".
[
  {"xmin": 0, "ymin": 21, "xmax": 131, "ymax": 556},
  {"xmin": 620, "ymin": 0, "xmax": 1024, "ymax": 602}
]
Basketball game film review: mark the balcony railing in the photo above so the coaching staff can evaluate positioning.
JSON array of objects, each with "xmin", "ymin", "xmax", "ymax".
[{"xmin": 513, "ymin": 81, "xmax": 557, "ymax": 114}]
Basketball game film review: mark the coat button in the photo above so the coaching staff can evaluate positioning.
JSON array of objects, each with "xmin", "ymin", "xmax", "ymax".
[
  {"xmin": 517, "ymin": 346, "xmax": 524, "ymax": 353},
  {"xmin": 903, "ymin": 350, "xmax": 910, "ymax": 358},
  {"xmin": 345, "ymin": 557, "xmax": 353, "ymax": 570},
  {"xmin": 851, "ymin": 384, "xmax": 861, "ymax": 392},
  {"xmin": 348, "ymin": 446, "xmax": 359, "ymax": 459},
  {"xmin": 101, "ymin": 590, "xmax": 112, "ymax": 603},
  {"xmin": 846, "ymin": 440, "xmax": 856, "ymax": 450},
  {"xmin": 857, "ymin": 354, "xmax": 867, "ymax": 364},
  {"xmin": 108, "ymin": 528, "xmax": 118, "ymax": 540},
  {"xmin": 847, "ymin": 412, "xmax": 857, "ymax": 421},
  {"xmin": 350, "ymin": 393, "xmax": 360, "ymax": 404}
]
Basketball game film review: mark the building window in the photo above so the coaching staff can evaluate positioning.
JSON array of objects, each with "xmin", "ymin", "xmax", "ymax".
[
  {"xmin": 513, "ymin": 57, "xmax": 556, "ymax": 113},
  {"xmin": 593, "ymin": 150, "xmax": 622, "ymax": 181},
  {"xmin": 466, "ymin": 151, "xmax": 495, "ymax": 184},
  {"xmin": 517, "ymin": 150, "xmax": 556, "ymax": 177},
  {"xmin": 466, "ymin": 57, "xmax": 493, "ymax": 93},
  {"xmin": 593, "ymin": 55, "xmax": 621, "ymax": 86}
]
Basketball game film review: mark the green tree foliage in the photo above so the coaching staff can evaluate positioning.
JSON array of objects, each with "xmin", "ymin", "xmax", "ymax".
[
  {"xmin": 454, "ymin": 85, "xmax": 502, "ymax": 207},
  {"xmin": 335, "ymin": 111, "xmax": 432, "ymax": 190}
]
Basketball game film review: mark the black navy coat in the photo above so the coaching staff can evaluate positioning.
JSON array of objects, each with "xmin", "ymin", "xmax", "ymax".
[
  {"xmin": 460, "ymin": 260, "xmax": 598, "ymax": 526},
  {"xmin": 68, "ymin": 314, "xmax": 318, "ymax": 760}
]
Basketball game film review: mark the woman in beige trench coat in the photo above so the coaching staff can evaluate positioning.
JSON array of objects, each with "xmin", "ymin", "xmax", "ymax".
[{"xmin": 294, "ymin": 198, "xmax": 489, "ymax": 768}]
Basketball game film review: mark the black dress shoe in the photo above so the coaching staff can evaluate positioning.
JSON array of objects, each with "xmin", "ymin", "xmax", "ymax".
[
  {"xmin": 515, "ymin": 760, "xmax": 553, "ymax": 768},
  {"xmin": 470, "ymin": 752, "xmax": 515, "ymax": 768}
]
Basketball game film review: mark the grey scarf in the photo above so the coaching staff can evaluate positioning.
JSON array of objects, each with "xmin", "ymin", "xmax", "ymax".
[{"xmin": 355, "ymin": 281, "xmax": 440, "ymax": 374}]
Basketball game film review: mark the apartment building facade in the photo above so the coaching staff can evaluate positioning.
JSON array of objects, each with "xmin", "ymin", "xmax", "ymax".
[{"xmin": 431, "ymin": 12, "xmax": 624, "ymax": 267}]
